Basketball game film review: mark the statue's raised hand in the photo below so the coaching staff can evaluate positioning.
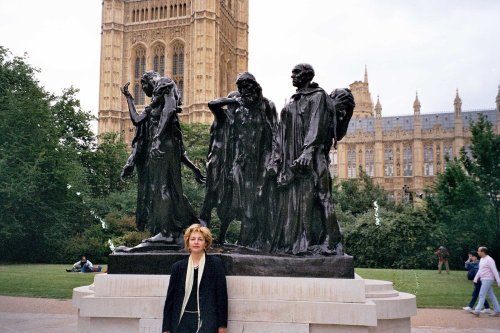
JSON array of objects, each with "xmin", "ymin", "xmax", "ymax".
[{"xmin": 121, "ymin": 82, "xmax": 133, "ymax": 99}]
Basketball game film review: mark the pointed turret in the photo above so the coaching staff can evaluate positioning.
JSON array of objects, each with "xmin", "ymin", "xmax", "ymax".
[
  {"xmin": 349, "ymin": 66, "xmax": 374, "ymax": 118},
  {"xmin": 375, "ymin": 95, "xmax": 382, "ymax": 118},
  {"xmin": 454, "ymin": 89, "xmax": 462, "ymax": 114},
  {"xmin": 413, "ymin": 92, "xmax": 421, "ymax": 115}
]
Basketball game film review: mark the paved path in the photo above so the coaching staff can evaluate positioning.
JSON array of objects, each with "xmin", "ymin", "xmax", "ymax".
[{"xmin": 0, "ymin": 296, "xmax": 499, "ymax": 332}]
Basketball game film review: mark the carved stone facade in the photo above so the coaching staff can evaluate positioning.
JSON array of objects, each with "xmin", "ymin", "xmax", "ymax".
[
  {"xmin": 332, "ymin": 70, "xmax": 500, "ymax": 201},
  {"xmin": 98, "ymin": 0, "xmax": 249, "ymax": 145}
]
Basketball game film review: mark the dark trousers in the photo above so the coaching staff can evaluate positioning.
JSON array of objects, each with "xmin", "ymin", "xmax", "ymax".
[{"xmin": 468, "ymin": 281, "xmax": 490, "ymax": 309}]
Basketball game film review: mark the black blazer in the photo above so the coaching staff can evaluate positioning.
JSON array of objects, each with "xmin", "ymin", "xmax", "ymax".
[{"xmin": 162, "ymin": 255, "xmax": 228, "ymax": 333}]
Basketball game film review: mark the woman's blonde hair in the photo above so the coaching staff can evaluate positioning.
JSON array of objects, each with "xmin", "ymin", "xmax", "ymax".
[{"xmin": 183, "ymin": 223, "xmax": 213, "ymax": 251}]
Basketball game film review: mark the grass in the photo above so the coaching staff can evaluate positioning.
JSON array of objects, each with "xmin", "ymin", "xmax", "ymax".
[
  {"xmin": 0, "ymin": 264, "xmax": 106, "ymax": 299},
  {"xmin": 356, "ymin": 268, "xmax": 500, "ymax": 308},
  {"xmin": 0, "ymin": 264, "xmax": 499, "ymax": 309}
]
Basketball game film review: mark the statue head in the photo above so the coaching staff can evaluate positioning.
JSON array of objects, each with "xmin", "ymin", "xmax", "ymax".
[
  {"xmin": 291, "ymin": 63, "xmax": 315, "ymax": 89},
  {"xmin": 141, "ymin": 71, "xmax": 161, "ymax": 97},
  {"xmin": 236, "ymin": 72, "xmax": 262, "ymax": 106}
]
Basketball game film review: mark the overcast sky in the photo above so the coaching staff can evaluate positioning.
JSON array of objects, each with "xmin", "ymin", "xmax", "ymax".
[{"xmin": 1, "ymin": 0, "xmax": 499, "ymax": 133}]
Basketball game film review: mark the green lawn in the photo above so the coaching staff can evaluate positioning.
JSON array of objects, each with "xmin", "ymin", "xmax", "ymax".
[
  {"xmin": 356, "ymin": 268, "xmax": 500, "ymax": 308},
  {"xmin": 0, "ymin": 265, "xmax": 499, "ymax": 309},
  {"xmin": 0, "ymin": 264, "xmax": 106, "ymax": 299}
]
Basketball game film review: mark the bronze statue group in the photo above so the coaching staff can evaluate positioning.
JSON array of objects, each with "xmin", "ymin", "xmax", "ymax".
[
  {"xmin": 120, "ymin": 63, "xmax": 354, "ymax": 256},
  {"xmin": 120, "ymin": 63, "xmax": 355, "ymax": 333}
]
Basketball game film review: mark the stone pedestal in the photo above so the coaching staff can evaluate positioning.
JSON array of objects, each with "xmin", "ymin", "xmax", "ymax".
[
  {"xmin": 107, "ymin": 252, "xmax": 355, "ymax": 278},
  {"xmin": 72, "ymin": 274, "xmax": 416, "ymax": 333}
]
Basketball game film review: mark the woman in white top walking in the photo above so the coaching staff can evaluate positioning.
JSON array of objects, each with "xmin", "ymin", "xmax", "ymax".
[{"xmin": 472, "ymin": 246, "xmax": 500, "ymax": 317}]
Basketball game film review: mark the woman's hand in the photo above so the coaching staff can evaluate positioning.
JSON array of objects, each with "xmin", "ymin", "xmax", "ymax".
[{"xmin": 218, "ymin": 328, "xmax": 227, "ymax": 333}]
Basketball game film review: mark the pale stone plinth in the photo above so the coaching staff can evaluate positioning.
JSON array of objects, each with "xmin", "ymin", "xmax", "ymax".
[{"xmin": 72, "ymin": 274, "xmax": 416, "ymax": 333}]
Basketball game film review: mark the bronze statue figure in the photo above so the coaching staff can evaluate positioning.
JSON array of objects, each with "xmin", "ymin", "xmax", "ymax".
[
  {"xmin": 231, "ymin": 72, "xmax": 278, "ymax": 249},
  {"xmin": 203, "ymin": 73, "xmax": 278, "ymax": 248},
  {"xmin": 199, "ymin": 90, "xmax": 240, "ymax": 244},
  {"xmin": 120, "ymin": 71, "xmax": 204, "ymax": 249},
  {"xmin": 271, "ymin": 63, "xmax": 354, "ymax": 255}
]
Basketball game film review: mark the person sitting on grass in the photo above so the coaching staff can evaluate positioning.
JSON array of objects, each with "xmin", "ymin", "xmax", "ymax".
[
  {"xmin": 66, "ymin": 256, "xmax": 101, "ymax": 273},
  {"xmin": 463, "ymin": 251, "xmax": 491, "ymax": 313}
]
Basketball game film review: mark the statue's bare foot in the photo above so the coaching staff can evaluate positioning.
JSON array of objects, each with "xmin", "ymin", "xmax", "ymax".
[{"xmin": 143, "ymin": 232, "xmax": 174, "ymax": 244}]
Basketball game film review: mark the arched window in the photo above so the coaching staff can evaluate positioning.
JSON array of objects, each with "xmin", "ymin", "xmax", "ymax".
[
  {"xmin": 134, "ymin": 47, "xmax": 146, "ymax": 105},
  {"xmin": 347, "ymin": 148, "xmax": 356, "ymax": 178},
  {"xmin": 384, "ymin": 147, "xmax": 394, "ymax": 177},
  {"xmin": 172, "ymin": 42, "xmax": 184, "ymax": 84},
  {"xmin": 403, "ymin": 145, "xmax": 412, "ymax": 176},
  {"xmin": 153, "ymin": 45, "xmax": 165, "ymax": 76},
  {"xmin": 365, "ymin": 148, "xmax": 374, "ymax": 177},
  {"xmin": 183, "ymin": 3, "xmax": 187, "ymax": 16},
  {"xmin": 424, "ymin": 144, "xmax": 434, "ymax": 176}
]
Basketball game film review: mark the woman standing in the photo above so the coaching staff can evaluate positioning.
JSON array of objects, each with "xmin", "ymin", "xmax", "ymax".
[{"xmin": 163, "ymin": 224, "xmax": 228, "ymax": 333}]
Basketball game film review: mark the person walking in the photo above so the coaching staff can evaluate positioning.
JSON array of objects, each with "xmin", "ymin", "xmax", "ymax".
[
  {"xmin": 471, "ymin": 246, "xmax": 500, "ymax": 317},
  {"xmin": 462, "ymin": 251, "xmax": 491, "ymax": 313},
  {"xmin": 162, "ymin": 224, "xmax": 228, "ymax": 333}
]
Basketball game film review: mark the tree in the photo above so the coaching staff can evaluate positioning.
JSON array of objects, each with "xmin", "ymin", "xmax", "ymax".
[
  {"xmin": 0, "ymin": 47, "xmax": 97, "ymax": 261},
  {"xmin": 343, "ymin": 206, "xmax": 440, "ymax": 268},
  {"xmin": 461, "ymin": 114, "xmax": 500, "ymax": 225},
  {"xmin": 333, "ymin": 167, "xmax": 392, "ymax": 216},
  {"xmin": 426, "ymin": 158, "xmax": 497, "ymax": 267}
]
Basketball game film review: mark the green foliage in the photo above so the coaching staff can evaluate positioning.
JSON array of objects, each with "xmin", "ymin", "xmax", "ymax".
[
  {"xmin": 80, "ymin": 132, "xmax": 129, "ymax": 198},
  {"xmin": 343, "ymin": 206, "xmax": 440, "ymax": 269},
  {"xmin": 0, "ymin": 47, "xmax": 97, "ymax": 262},
  {"xmin": 426, "ymin": 115, "xmax": 500, "ymax": 266},
  {"xmin": 63, "ymin": 224, "xmax": 110, "ymax": 264},
  {"xmin": 461, "ymin": 114, "xmax": 500, "ymax": 225},
  {"xmin": 334, "ymin": 167, "xmax": 393, "ymax": 215},
  {"xmin": 427, "ymin": 158, "xmax": 497, "ymax": 267}
]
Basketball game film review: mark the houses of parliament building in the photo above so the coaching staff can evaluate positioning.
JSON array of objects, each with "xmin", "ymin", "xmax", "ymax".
[
  {"xmin": 97, "ymin": 0, "xmax": 500, "ymax": 200},
  {"xmin": 333, "ymin": 69, "xmax": 500, "ymax": 200}
]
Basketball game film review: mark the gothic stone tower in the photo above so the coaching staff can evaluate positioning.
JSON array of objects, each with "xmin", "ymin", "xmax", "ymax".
[{"xmin": 98, "ymin": 0, "xmax": 249, "ymax": 144}]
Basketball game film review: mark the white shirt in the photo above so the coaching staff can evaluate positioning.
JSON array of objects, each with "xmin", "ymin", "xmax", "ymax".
[{"xmin": 474, "ymin": 255, "xmax": 500, "ymax": 286}]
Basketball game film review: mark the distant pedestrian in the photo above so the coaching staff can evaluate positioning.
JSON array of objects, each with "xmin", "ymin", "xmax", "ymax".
[
  {"xmin": 471, "ymin": 247, "xmax": 500, "ymax": 317},
  {"xmin": 66, "ymin": 256, "xmax": 101, "ymax": 273},
  {"xmin": 462, "ymin": 251, "xmax": 491, "ymax": 313},
  {"xmin": 435, "ymin": 246, "xmax": 450, "ymax": 274}
]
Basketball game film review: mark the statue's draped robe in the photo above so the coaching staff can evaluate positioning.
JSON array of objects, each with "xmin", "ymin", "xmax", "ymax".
[
  {"xmin": 232, "ymin": 98, "xmax": 277, "ymax": 248},
  {"xmin": 273, "ymin": 86, "xmax": 336, "ymax": 254},
  {"xmin": 145, "ymin": 82, "xmax": 198, "ymax": 238},
  {"xmin": 202, "ymin": 106, "xmax": 235, "ymax": 221}
]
